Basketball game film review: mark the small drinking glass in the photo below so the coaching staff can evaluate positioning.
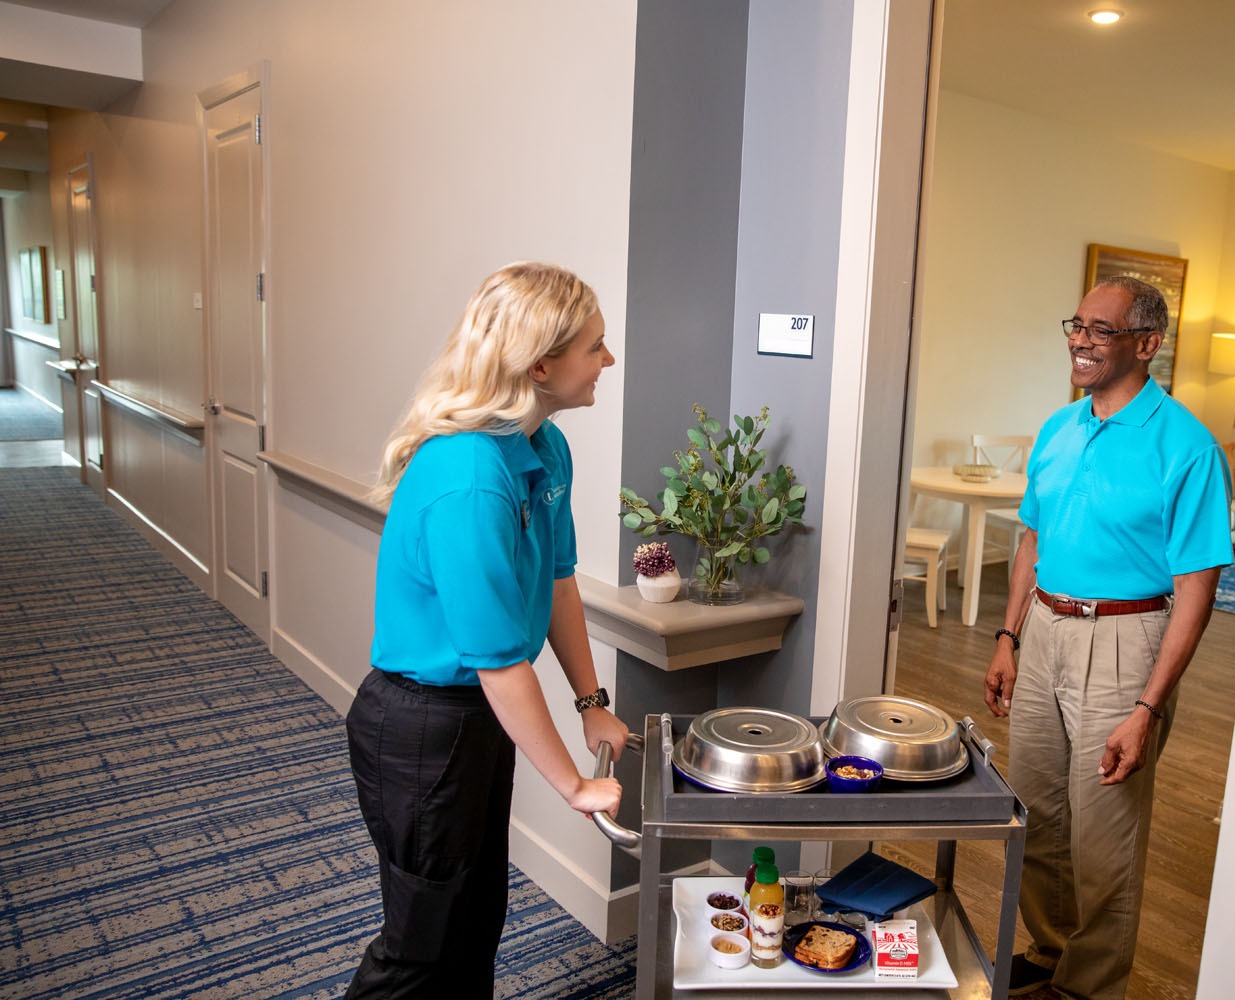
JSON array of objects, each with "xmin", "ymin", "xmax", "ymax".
[
  {"xmin": 784, "ymin": 870, "xmax": 816, "ymax": 927},
  {"xmin": 813, "ymin": 868, "xmax": 838, "ymax": 922}
]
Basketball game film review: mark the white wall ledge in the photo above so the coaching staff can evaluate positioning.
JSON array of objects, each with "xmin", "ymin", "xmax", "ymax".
[
  {"xmin": 576, "ymin": 574, "xmax": 804, "ymax": 670},
  {"xmin": 258, "ymin": 450, "xmax": 386, "ymax": 533},
  {"xmin": 92, "ymin": 379, "xmax": 203, "ymax": 446}
]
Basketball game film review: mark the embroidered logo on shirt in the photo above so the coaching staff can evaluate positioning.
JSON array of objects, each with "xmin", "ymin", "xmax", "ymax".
[{"xmin": 542, "ymin": 483, "xmax": 567, "ymax": 505}]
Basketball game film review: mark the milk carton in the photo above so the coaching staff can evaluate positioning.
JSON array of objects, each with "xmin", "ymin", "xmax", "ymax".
[{"xmin": 872, "ymin": 919, "xmax": 918, "ymax": 980}]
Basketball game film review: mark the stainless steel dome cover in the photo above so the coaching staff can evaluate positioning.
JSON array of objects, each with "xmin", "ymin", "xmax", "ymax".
[
  {"xmin": 819, "ymin": 695, "xmax": 969, "ymax": 781},
  {"xmin": 672, "ymin": 707, "xmax": 827, "ymax": 793}
]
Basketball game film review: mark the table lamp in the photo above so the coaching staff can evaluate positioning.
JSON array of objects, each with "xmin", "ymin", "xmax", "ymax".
[{"xmin": 1209, "ymin": 333, "xmax": 1235, "ymax": 376}]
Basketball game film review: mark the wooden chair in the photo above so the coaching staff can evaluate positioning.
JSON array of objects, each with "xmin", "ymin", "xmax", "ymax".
[
  {"xmin": 972, "ymin": 434, "xmax": 1033, "ymax": 581},
  {"xmin": 904, "ymin": 527, "xmax": 949, "ymax": 627}
]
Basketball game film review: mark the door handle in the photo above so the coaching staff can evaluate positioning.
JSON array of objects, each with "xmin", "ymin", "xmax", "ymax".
[{"xmin": 204, "ymin": 397, "xmax": 221, "ymax": 415}]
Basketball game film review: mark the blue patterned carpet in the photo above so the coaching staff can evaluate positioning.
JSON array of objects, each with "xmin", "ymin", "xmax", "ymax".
[
  {"xmin": 0, "ymin": 468, "xmax": 636, "ymax": 999},
  {"xmin": 0, "ymin": 387, "xmax": 63, "ymax": 441},
  {"xmin": 1217, "ymin": 562, "xmax": 1235, "ymax": 615}
]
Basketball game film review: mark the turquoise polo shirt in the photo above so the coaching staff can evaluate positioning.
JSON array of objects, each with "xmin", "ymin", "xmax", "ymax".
[
  {"xmin": 1020, "ymin": 379, "xmax": 1233, "ymax": 599},
  {"xmin": 371, "ymin": 421, "xmax": 577, "ymax": 686}
]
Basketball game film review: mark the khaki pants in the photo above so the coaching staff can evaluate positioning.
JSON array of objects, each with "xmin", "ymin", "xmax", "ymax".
[{"xmin": 1010, "ymin": 596, "xmax": 1174, "ymax": 1000}]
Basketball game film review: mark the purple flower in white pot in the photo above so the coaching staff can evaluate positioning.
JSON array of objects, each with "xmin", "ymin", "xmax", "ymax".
[{"xmin": 633, "ymin": 542, "xmax": 681, "ymax": 603}]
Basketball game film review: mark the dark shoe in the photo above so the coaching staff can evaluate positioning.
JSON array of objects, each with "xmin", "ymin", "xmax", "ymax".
[{"xmin": 1008, "ymin": 953, "xmax": 1054, "ymax": 996}]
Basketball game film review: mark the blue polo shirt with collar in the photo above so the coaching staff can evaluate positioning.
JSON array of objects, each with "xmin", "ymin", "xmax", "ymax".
[
  {"xmin": 371, "ymin": 421, "xmax": 577, "ymax": 686},
  {"xmin": 1020, "ymin": 378, "xmax": 1232, "ymax": 600}
]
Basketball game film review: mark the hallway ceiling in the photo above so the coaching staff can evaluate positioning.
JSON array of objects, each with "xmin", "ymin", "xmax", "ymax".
[
  {"xmin": 1, "ymin": 1, "xmax": 1234, "ymax": 172},
  {"xmin": 4, "ymin": 0, "xmax": 173, "ymax": 27}
]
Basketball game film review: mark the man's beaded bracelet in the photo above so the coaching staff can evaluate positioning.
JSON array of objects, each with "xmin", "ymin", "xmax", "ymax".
[
  {"xmin": 994, "ymin": 627, "xmax": 1020, "ymax": 651},
  {"xmin": 1135, "ymin": 699, "xmax": 1164, "ymax": 721}
]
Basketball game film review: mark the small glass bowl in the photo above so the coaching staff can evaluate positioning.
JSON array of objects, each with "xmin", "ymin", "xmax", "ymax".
[{"xmin": 826, "ymin": 755, "xmax": 884, "ymax": 793}]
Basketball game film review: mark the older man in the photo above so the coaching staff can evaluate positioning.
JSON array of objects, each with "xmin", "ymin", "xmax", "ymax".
[{"xmin": 984, "ymin": 275, "xmax": 1233, "ymax": 999}]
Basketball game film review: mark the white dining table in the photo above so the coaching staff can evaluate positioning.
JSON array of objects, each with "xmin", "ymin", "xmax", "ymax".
[{"xmin": 909, "ymin": 466, "xmax": 1029, "ymax": 627}]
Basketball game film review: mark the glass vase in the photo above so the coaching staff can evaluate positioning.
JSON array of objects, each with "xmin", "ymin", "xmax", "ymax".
[{"xmin": 688, "ymin": 542, "xmax": 744, "ymax": 605}]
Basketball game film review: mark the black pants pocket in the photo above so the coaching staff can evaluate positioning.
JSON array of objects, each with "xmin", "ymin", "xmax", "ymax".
[{"xmin": 382, "ymin": 857, "xmax": 469, "ymax": 962}]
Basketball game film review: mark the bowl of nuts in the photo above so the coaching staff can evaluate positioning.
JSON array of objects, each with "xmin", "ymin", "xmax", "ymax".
[
  {"xmin": 707, "ymin": 910, "xmax": 749, "ymax": 937},
  {"xmin": 825, "ymin": 755, "xmax": 884, "ymax": 793}
]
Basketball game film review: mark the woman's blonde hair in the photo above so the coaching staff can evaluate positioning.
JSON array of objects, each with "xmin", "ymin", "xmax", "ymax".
[{"xmin": 370, "ymin": 261, "xmax": 598, "ymax": 506}]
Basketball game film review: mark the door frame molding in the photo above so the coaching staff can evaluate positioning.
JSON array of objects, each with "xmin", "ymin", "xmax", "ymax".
[{"xmin": 810, "ymin": 0, "xmax": 936, "ymax": 716}]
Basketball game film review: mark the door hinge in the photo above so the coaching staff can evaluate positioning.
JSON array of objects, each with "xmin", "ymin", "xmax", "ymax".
[
  {"xmin": 90, "ymin": 274, "xmax": 96, "ymax": 292},
  {"xmin": 254, "ymin": 112, "xmax": 262, "ymax": 145},
  {"xmin": 258, "ymin": 424, "xmax": 266, "ymax": 451},
  {"xmin": 888, "ymin": 579, "xmax": 904, "ymax": 633},
  {"xmin": 260, "ymin": 570, "xmax": 269, "ymax": 598},
  {"xmin": 256, "ymin": 272, "xmax": 265, "ymax": 302}
]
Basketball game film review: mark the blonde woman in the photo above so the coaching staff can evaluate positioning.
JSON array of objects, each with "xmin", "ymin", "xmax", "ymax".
[{"xmin": 345, "ymin": 262, "xmax": 626, "ymax": 997}]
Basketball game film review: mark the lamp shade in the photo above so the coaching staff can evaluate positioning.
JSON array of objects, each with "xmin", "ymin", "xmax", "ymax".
[{"xmin": 1209, "ymin": 333, "xmax": 1235, "ymax": 376}]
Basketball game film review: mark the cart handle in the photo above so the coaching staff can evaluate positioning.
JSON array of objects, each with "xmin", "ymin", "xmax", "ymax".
[
  {"xmin": 960, "ymin": 715, "xmax": 997, "ymax": 767},
  {"xmin": 592, "ymin": 731, "xmax": 645, "ymax": 857}
]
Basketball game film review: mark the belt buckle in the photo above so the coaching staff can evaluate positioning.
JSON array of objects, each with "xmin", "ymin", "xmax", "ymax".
[{"xmin": 1055, "ymin": 594, "xmax": 1095, "ymax": 618}]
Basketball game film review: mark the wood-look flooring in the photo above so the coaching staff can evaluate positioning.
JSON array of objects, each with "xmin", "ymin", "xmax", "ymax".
[{"xmin": 887, "ymin": 566, "xmax": 1235, "ymax": 999}]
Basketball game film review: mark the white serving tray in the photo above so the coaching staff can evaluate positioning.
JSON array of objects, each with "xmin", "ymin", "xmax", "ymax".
[{"xmin": 672, "ymin": 876, "xmax": 958, "ymax": 991}]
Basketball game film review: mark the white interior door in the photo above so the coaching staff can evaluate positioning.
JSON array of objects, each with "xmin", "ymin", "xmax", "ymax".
[
  {"xmin": 67, "ymin": 159, "xmax": 105, "ymax": 494},
  {"xmin": 202, "ymin": 75, "xmax": 269, "ymax": 639}
]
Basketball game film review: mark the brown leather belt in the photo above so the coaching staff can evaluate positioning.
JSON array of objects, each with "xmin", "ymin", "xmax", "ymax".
[{"xmin": 1035, "ymin": 587, "xmax": 1168, "ymax": 619}]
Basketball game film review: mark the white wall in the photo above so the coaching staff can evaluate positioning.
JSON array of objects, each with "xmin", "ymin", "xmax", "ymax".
[
  {"xmin": 1203, "ymin": 171, "xmax": 1235, "ymax": 445},
  {"xmin": 913, "ymin": 91, "xmax": 1234, "ymax": 539},
  {"xmin": 45, "ymin": 0, "xmax": 638, "ymax": 941}
]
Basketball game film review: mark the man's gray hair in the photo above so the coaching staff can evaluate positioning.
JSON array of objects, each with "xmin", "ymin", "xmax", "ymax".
[{"xmin": 1095, "ymin": 275, "xmax": 1169, "ymax": 333}]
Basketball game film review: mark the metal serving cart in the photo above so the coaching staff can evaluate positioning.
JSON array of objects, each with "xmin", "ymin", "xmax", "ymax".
[{"xmin": 596, "ymin": 713, "xmax": 1027, "ymax": 999}]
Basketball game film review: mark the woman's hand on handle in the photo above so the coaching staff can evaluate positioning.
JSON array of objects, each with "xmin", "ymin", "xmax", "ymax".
[
  {"xmin": 568, "ymin": 776, "xmax": 622, "ymax": 820},
  {"xmin": 582, "ymin": 707, "xmax": 628, "ymax": 762}
]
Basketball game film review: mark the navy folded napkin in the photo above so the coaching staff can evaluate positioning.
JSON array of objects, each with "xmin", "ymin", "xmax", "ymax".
[{"xmin": 815, "ymin": 850, "xmax": 936, "ymax": 922}]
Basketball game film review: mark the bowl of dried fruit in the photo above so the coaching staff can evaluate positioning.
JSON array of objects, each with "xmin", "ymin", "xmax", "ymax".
[{"xmin": 825, "ymin": 755, "xmax": 884, "ymax": 793}]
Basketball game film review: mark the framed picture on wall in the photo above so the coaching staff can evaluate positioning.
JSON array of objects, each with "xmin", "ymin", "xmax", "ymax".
[{"xmin": 1082, "ymin": 243, "xmax": 1187, "ymax": 396}]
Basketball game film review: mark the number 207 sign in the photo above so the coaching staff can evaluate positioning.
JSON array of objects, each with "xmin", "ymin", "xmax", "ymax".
[{"xmin": 757, "ymin": 313, "xmax": 814, "ymax": 358}]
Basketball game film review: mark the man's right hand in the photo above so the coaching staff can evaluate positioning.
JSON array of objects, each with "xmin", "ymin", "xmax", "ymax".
[{"xmin": 983, "ymin": 650, "xmax": 1018, "ymax": 718}]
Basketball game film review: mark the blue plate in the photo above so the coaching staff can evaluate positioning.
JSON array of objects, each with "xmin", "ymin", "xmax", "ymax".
[{"xmin": 781, "ymin": 920, "xmax": 871, "ymax": 974}]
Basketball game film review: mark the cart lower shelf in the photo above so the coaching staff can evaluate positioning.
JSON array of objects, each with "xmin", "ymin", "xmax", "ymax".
[
  {"xmin": 654, "ymin": 880, "xmax": 996, "ymax": 998},
  {"xmin": 672, "ymin": 876, "xmax": 957, "ymax": 991}
]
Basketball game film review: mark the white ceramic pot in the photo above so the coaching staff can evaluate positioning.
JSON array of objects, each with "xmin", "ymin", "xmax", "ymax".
[{"xmin": 636, "ymin": 569, "xmax": 681, "ymax": 603}]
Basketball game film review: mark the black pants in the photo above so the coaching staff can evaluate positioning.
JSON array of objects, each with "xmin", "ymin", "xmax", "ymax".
[{"xmin": 344, "ymin": 669, "xmax": 516, "ymax": 999}]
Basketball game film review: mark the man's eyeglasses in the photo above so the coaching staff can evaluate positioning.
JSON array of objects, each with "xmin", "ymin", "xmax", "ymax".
[{"xmin": 1061, "ymin": 319, "xmax": 1154, "ymax": 345}]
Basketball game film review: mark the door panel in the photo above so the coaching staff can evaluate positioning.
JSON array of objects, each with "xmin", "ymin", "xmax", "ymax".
[
  {"xmin": 204, "ymin": 79, "xmax": 268, "ymax": 638},
  {"xmin": 67, "ymin": 160, "xmax": 104, "ymax": 493}
]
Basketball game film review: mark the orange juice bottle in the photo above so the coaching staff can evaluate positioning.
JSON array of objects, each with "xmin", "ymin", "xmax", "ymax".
[
  {"xmin": 748, "ymin": 862, "xmax": 785, "ymax": 968},
  {"xmin": 743, "ymin": 846, "xmax": 774, "ymax": 910}
]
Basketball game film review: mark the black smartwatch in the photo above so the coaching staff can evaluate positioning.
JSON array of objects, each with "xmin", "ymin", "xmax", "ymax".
[{"xmin": 574, "ymin": 687, "xmax": 610, "ymax": 713}]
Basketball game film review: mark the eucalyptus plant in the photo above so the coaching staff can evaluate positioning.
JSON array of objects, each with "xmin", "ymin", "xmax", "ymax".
[{"xmin": 619, "ymin": 404, "xmax": 807, "ymax": 602}]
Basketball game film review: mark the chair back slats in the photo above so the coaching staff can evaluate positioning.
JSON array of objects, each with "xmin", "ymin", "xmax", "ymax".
[{"xmin": 971, "ymin": 434, "xmax": 1033, "ymax": 473}]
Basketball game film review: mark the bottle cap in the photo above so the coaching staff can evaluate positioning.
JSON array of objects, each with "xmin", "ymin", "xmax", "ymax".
[
  {"xmin": 754, "ymin": 862, "xmax": 779, "ymax": 884},
  {"xmin": 753, "ymin": 846, "xmax": 774, "ymax": 864}
]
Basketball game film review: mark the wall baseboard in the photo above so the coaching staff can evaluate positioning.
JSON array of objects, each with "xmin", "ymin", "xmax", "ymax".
[
  {"xmin": 105, "ymin": 489, "xmax": 210, "ymax": 594},
  {"xmin": 272, "ymin": 626, "xmax": 356, "ymax": 717}
]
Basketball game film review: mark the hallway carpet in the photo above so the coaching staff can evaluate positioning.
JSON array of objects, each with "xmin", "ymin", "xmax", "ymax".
[
  {"xmin": 1217, "ymin": 562, "xmax": 1235, "ymax": 614},
  {"xmin": 0, "ymin": 468, "xmax": 636, "ymax": 999},
  {"xmin": 0, "ymin": 387, "xmax": 63, "ymax": 441}
]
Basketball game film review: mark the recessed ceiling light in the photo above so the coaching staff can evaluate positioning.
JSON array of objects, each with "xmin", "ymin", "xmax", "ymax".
[{"xmin": 1088, "ymin": 9, "xmax": 1124, "ymax": 24}]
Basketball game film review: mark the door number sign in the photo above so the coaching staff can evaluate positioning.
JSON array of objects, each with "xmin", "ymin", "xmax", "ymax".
[{"xmin": 757, "ymin": 313, "xmax": 814, "ymax": 358}]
